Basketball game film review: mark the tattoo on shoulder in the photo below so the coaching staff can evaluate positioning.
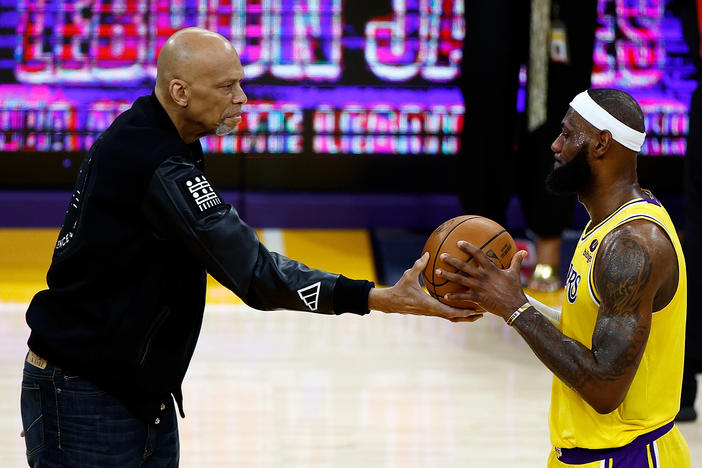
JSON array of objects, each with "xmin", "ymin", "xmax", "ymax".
[{"xmin": 595, "ymin": 229, "xmax": 652, "ymax": 319}]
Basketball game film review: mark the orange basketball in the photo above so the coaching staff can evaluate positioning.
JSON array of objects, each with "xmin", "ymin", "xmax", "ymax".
[{"xmin": 421, "ymin": 215, "xmax": 516, "ymax": 308}]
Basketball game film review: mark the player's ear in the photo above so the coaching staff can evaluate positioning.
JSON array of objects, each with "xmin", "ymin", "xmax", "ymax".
[
  {"xmin": 592, "ymin": 129, "xmax": 612, "ymax": 159},
  {"xmin": 169, "ymin": 79, "xmax": 190, "ymax": 108}
]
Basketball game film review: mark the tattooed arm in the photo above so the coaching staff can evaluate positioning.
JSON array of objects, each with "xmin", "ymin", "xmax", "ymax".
[{"xmin": 437, "ymin": 219, "xmax": 677, "ymax": 413}]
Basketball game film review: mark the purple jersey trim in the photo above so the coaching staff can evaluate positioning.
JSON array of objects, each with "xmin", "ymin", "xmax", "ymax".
[
  {"xmin": 644, "ymin": 195, "xmax": 662, "ymax": 207},
  {"xmin": 556, "ymin": 422, "xmax": 672, "ymax": 464},
  {"xmin": 649, "ymin": 442, "xmax": 658, "ymax": 468}
]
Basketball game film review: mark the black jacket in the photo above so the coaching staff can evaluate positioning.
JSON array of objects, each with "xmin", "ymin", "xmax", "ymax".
[{"xmin": 26, "ymin": 93, "xmax": 373, "ymax": 424}]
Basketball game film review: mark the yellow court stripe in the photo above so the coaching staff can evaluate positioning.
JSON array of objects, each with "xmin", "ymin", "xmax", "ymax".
[
  {"xmin": 282, "ymin": 229, "xmax": 377, "ymax": 284},
  {"xmin": 0, "ymin": 229, "xmax": 378, "ymax": 305},
  {"xmin": 0, "ymin": 228, "xmax": 57, "ymax": 303}
]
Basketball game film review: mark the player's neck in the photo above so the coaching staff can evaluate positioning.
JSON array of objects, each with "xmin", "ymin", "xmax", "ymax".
[{"xmin": 580, "ymin": 181, "xmax": 643, "ymax": 228}]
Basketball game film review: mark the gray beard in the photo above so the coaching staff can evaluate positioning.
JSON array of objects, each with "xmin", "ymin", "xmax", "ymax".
[{"xmin": 215, "ymin": 122, "xmax": 236, "ymax": 136}]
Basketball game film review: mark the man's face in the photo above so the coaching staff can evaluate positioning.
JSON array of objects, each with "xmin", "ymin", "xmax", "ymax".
[
  {"xmin": 546, "ymin": 110, "xmax": 594, "ymax": 196},
  {"xmin": 187, "ymin": 49, "xmax": 247, "ymax": 137}
]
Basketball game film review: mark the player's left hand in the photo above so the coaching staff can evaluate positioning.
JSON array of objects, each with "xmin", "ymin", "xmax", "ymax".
[
  {"xmin": 437, "ymin": 241, "xmax": 529, "ymax": 320},
  {"xmin": 369, "ymin": 252, "xmax": 483, "ymax": 322}
]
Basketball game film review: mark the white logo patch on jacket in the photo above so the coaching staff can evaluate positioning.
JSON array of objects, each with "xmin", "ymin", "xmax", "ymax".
[
  {"xmin": 182, "ymin": 176, "xmax": 222, "ymax": 212},
  {"xmin": 298, "ymin": 282, "xmax": 321, "ymax": 311}
]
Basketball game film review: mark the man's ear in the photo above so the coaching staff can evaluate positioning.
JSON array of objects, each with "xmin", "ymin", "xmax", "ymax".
[
  {"xmin": 169, "ymin": 79, "xmax": 190, "ymax": 108},
  {"xmin": 592, "ymin": 129, "xmax": 613, "ymax": 159}
]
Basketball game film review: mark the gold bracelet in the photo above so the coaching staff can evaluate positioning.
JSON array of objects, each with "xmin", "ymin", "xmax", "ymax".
[{"xmin": 506, "ymin": 302, "xmax": 531, "ymax": 326}]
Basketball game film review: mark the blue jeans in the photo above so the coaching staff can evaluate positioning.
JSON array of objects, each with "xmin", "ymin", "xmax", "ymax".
[{"xmin": 20, "ymin": 352, "xmax": 179, "ymax": 467}]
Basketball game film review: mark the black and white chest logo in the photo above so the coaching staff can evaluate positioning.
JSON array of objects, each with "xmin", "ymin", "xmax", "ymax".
[{"xmin": 181, "ymin": 176, "xmax": 222, "ymax": 212}]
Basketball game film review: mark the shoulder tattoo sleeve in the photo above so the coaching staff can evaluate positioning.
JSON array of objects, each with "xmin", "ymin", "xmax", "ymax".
[
  {"xmin": 591, "ymin": 227, "xmax": 653, "ymax": 382},
  {"xmin": 595, "ymin": 229, "xmax": 653, "ymax": 320}
]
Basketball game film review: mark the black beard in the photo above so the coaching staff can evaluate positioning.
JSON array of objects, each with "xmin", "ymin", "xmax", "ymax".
[{"xmin": 545, "ymin": 143, "xmax": 593, "ymax": 196}]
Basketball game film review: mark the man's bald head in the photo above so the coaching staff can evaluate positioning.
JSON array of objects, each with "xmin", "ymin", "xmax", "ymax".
[
  {"xmin": 154, "ymin": 28, "xmax": 247, "ymax": 143},
  {"xmin": 156, "ymin": 27, "xmax": 240, "ymax": 92}
]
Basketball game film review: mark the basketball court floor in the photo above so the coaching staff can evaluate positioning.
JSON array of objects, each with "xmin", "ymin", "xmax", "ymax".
[{"xmin": 1, "ymin": 228, "xmax": 700, "ymax": 467}]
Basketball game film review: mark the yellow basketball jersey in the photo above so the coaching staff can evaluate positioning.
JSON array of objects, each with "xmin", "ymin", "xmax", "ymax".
[{"xmin": 549, "ymin": 193, "xmax": 687, "ymax": 449}]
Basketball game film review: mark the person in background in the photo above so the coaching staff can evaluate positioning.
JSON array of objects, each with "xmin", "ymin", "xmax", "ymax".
[{"xmin": 459, "ymin": 0, "xmax": 597, "ymax": 292}]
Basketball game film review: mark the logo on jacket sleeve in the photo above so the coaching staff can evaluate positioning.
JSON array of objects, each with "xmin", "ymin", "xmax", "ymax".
[
  {"xmin": 181, "ymin": 176, "xmax": 222, "ymax": 212},
  {"xmin": 298, "ymin": 282, "xmax": 321, "ymax": 311}
]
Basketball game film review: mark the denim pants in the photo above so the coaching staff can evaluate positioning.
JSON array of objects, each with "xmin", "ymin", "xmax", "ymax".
[{"xmin": 20, "ymin": 352, "xmax": 179, "ymax": 468}]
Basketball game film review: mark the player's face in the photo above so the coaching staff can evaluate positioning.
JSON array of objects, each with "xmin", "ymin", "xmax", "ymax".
[
  {"xmin": 546, "ymin": 111, "xmax": 593, "ymax": 195},
  {"xmin": 188, "ymin": 49, "xmax": 247, "ymax": 137}
]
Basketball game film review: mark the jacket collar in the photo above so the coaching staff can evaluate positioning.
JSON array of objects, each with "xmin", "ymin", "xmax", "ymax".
[
  {"xmin": 149, "ymin": 91, "xmax": 180, "ymax": 135},
  {"xmin": 148, "ymin": 91, "xmax": 204, "ymax": 168}
]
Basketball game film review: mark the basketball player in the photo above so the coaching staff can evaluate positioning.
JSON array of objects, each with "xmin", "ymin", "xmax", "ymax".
[
  {"xmin": 438, "ymin": 88, "xmax": 690, "ymax": 466},
  {"xmin": 19, "ymin": 28, "xmax": 478, "ymax": 467}
]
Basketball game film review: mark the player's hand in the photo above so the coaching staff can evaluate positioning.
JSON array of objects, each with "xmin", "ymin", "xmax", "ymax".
[
  {"xmin": 437, "ymin": 241, "xmax": 529, "ymax": 320},
  {"xmin": 368, "ymin": 252, "xmax": 483, "ymax": 322}
]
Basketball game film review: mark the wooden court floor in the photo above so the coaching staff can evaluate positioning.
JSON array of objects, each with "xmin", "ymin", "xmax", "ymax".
[{"xmin": 1, "ymin": 229, "xmax": 701, "ymax": 467}]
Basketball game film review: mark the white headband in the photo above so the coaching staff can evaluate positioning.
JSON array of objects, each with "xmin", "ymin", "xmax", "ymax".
[{"xmin": 569, "ymin": 91, "xmax": 646, "ymax": 152}]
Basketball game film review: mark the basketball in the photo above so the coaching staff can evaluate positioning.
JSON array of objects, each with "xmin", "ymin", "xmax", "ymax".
[{"xmin": 421, "ymin": 215, "xmax": 517, "ymax": 308}]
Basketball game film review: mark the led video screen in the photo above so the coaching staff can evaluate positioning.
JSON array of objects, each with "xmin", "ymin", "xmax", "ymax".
[{"xmin": 0, "ymin": 0, "xmax": 696, "ymax": 190}]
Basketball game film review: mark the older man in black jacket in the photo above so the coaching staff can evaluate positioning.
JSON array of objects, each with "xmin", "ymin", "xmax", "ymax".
[{"xmin": 19, "ymin": 28, "xmax": 476, "ymax": 467}]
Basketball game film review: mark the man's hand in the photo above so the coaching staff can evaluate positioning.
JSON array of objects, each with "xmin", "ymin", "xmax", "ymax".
[
  {"xmin": 368, "ymin": 252, "xmax": 483, "ymax": 322},
  {"xmin": 436, "ymin": 241, "xmax": 529, "ymax": 320}
]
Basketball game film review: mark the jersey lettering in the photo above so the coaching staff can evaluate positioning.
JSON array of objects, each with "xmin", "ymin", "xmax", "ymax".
[{"xmin": 565, "ymin": 263, "xmax": 581, "ymax": 304}]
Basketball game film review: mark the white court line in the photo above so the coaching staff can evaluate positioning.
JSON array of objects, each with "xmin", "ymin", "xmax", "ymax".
[
  {"xmin": 0, "ymin": 302, "xmax": 28, "ymax": 312},
  {"xmin": 260, "ymin": 228, "xmax": 285, "ymax": 255}
]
